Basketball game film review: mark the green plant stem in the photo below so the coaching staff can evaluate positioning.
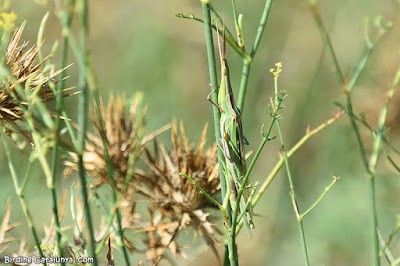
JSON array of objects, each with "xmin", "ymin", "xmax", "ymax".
[
  {"xmin": 369, "ymin": 68, "xmax": 400, "ymax": 171},
  {"xmin": 309, "ymin": 4, "xmax": 391, "ymax": 264},
  {"xmin": 1, "ymin": 131, "xmax": 46, "ymax": 265},
  {"xmin": 59, "ymin": 0, "xmax": 130, "ymax": 261},
  {"xmin": 50, "ymin": 1, "xmax": 74, "ymax": 262},
  {"xmin": 175, "ymin": 13, "xmax": 250, "ymax": 62},
  {"xmin": 88, "ymin": 58, "xmax": 131, "ymax": 265},
  {"xmin": 76, "ymin": 0, "xmax": 97, "ymax": 264},
  {"xmin": 180, "ymin": 173, "xmax": 231, "ymax": 229},
  {"xmin": 209, "ymin": 4, "xmax": 234, "ymax": 37},
  {"xmin": 179, "ymin": 173, "xmax": 223, "ymax": 209},
  {"xmin": 77, "ymin": 3, "xmax": 131, "ymax": 261},
  {"xmin": 368, "ymin": 67, "xmax": 400, "ymax": 266},
  {"xmin": 342, "ymin": 53, "xmax": 376, "ymax": 262},
  {"xmin": 236, "ymin": 184, "xmax": 257, "ymax": 224},
  {"xmin": 368, "ymin": 176, "xmax": 379, "ymax": 266},
  {"xmin": 272, "ymin": 83, "xmax": 309, "ymax": 265},
  {"xmin": 301, "ymin": 176, "xmax": 339, "ymax": 217},
  {"xmin": 95, "ymin": 124, "xmax": 144, "ymax": 254},
  {"xmin": 237, "ymin": 0, "xmax": 273, "ymax": 111},
  {"xmin": 345, "ymin": 98, "xmax": 369, "ymax": 170},
  {"xmin": 236, "ymin": 109, "xmax": 343, "ymax": 234},
  {"xmin": 83, "ymin": 172, "xmax": 121, "ymax": 255},
  {"xmin": 347, "ymin": 48, "xmax": 372, "ymax": 93},
  {"xmin": 344, "ymin": 44, "xmax": 380, "ymax": 266},
  {"xmin": 276, "ymin": 118, "xmax": 310, "ymax": 266},
  {"xmin": 27, "ymin": 121, "xmax": 63, "ymax": 262},
  {"xmin": 382, "ymin": 146, "xmax": 400, "ymax": 173},
  {"xmin": 380, "ymin": 224, "xmax": 400, "ymax": 260},
  {"xmin": 230, "ymin": 0, "xmax": 243, "ymax": 49},
  {"xmin": 200, "ymin": 1, "xmax": 234, "ymax": 265},
  {"xmin": 308, "ymin": 2, "xmax": 344, "ymax": 84},
  {"xmin": 377, "ymin": 229, "xmax": 394, "ymax": 264},
  {"xmin": 272, "ymin": 70, "xmax": 308, "ymax": 265}
]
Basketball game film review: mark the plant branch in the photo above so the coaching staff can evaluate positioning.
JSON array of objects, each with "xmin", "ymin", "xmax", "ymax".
[
  {"xmin": 301, "ymin": 176, "xmax": 339, "ymax": 218},
  {"xmin": 237, "ymin": 0, "xmax": 273, "ymax": 111},
  {"xmin": 272, "ymin": 69, "xmax": 309, "ymax": 265},
  {"xmin": 1, "ymin": 131, "xmax": 46, "ymax": 265},
  {"xmin": 236, "ymin": 109, "xmax": 343, "ymax": 234},
  {"xmin": 175, "ymin": 12, "xmax": 250, "ymax": 62},
  {"xmin": 75, "ymin": 0, "xmax": 97, "ymax": 263}
]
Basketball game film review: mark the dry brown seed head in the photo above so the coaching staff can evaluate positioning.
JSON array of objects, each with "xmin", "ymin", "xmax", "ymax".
[{"xmin": 0, "ymin": 21, "xmax": 76, "ymax": 142}]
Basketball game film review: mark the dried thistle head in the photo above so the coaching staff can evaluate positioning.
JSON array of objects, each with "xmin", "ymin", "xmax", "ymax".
[
  {"xmin": 65, "ymin": 93, "xmax": 165, "ymax": 191},
  {"xmin": 86, "ymin": 94, "xmax": 146, "ymax": 188},
  {"xmin": 142, "ymin": 121, "xmax": 220, "ymax": 212},
  {"xmin": 0, "ymin": 21, "xmax": 75, "ymax": 140},
  {"xmin": 141, "ymin": 208, "xmax": 183, "ymax": 264},
  {"xmin": 138, "ymin": 121, "xmax": 221, "ymax": 261}
]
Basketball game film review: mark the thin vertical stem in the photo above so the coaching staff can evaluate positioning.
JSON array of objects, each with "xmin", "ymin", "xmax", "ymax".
[
  {"xmin": 88, "ymin": 57, "xmax": 131, "ymax": 265},
  {"xmin": 308, "ymin": 3, "xmax": 391, "ymax": 264},
  {"xmin": 273, "ymin": 72, "xmax": 309, "ymax": 265},
  {"xmin": 276, "ymin": 119, "xmax": 310, "ymax": 266},
  {"xmin": 230, "ymin": 95, "xmax": 282, "ymax": 264},
  {"xmin": 1, "ymin": 131, "xmax": 46, "ymax": 266},
  {"xmin": 308, "ymin": 2, "xmax": 344, "ymax": 84},
  {"xmin": 200, "ymin": 1, "xmax": 233, "ymax": 264},
  {"xmin": 235, "ymin": 110, "xmax": 343, "ymax": 234},
  {"xmin": 73, "ymin": 0, "xmax": 131, "ymax": 262},
  {"xmin": 50, "ymin": 1, "xmax": 74, "ymax": 262},
  {"xmin": 237, "ymin": 0, "xmax": 273, "ymax": 111},
  {"xmin": 368, "ymin": 68, "xmax": 400, "ymax": 266},
  {"xmin": 368, "ymin": 176, "xmax": 379, "ymax": 266},
  {"xmin": 76, "ymin": 0, "xmax": 97, "ymax": 263}
]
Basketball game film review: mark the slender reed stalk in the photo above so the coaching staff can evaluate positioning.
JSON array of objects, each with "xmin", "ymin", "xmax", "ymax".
[
  {"xmin": 94, "ymin": 124, "xmax": 144, "ymax": 254},
  {"xmin": 75, "ymin": 0, "xmax": 97, "ymax": 263},
  {"xmin": 41, "ymin": 6, "xmax": 72, "ymax": 261},
  {"xmin": 237, "ymin": 0, "xmax": 273, "ymax": 111},
  {"xmin": 88, "ymin": 60, "xmax": 131, "ymax": 265},
  {"xmin": 24, "ymin": 102, "xmax": 64, "ymax": 261},
  {"xmin": 1, "ymin": 131, "xmax": 46, "ymax": 266},
  {"xmin": 308, "ymin": 2, "xmax": 344, "ymax": 84},
  {"xmin": 73, "ymin": 0, "xmax": 131, "ymax": 262},
  {"xmin": 309, "ymin": 3, "xmax": 392, "ymax": 264},
  {"xmin": 271, "ymin": 65, "xmax": 310, "ymax": 265}
]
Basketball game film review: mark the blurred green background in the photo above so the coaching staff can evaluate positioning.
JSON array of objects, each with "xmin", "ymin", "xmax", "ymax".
[{"xmin": 1, "ymin": 0, "xmax": 400, "ymax": 265}]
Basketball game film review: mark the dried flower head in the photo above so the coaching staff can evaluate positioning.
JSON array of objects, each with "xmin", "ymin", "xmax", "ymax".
[
  {"xmin": 137, "ymin": 121, "xmax": 221, "ymax": 261},
  {"xmin": 0, "ymin": 21, "xmax": 76, "ymax": 140},
  {"xmin": 65, "ymin": 93, "xmax": 169, "ymax": 191},
  {"xmin": 65, "ymin": 93, "xmax": 146, "ymax": 189},
  {"xmin": 141, "ymin": 208, "xmax": 183, "ymax": 264}
]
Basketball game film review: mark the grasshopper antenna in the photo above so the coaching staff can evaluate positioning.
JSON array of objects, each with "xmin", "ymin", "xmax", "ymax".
[
  {"xmin": 222, "ymin": 20, "xmax": 227, "ymax": 61},
  {"xmin": 216, "ymin": 21, "xmax": 223, "ymax": 63}
]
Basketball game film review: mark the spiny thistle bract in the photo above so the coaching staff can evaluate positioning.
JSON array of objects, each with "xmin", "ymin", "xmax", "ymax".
[
  {"xmin": 65, "ymin": 93, "xmax": 149, "ymax": 190},
  {"xmin": 0, "ymin": 21, "xmax": 76, "ymax": 142},
  {"xmin": 137, "ymin": 121, "xmax": 221, "ymax": 262}
]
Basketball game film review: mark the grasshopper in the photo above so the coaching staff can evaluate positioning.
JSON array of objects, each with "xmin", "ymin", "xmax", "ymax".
[{"xmin": 209, "ymin": 27, "xmax": 254, "ymax": 230}]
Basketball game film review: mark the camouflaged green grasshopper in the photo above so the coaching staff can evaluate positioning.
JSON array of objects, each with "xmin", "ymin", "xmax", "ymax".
[{"xmin": 209, "ymin": 27, "xmax": 254, "ymax": 230}]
